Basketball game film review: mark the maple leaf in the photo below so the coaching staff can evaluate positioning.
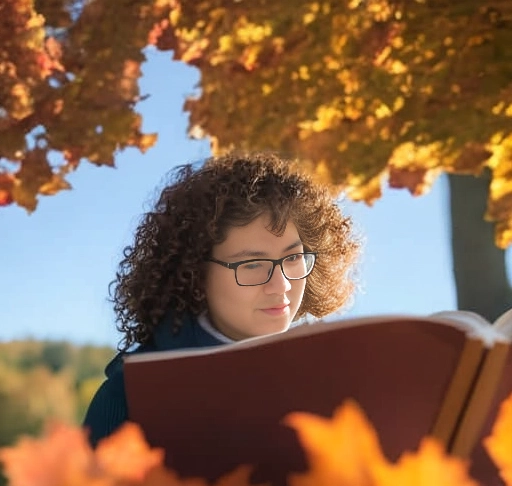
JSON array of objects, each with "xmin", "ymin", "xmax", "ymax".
[
  {"xmin": 0, "ymin": 422, "xmax": 104, "ymax": 486},
  {"xmin": 0, "ymin": 421, "xmax": 168, "ymax": 486},
  {"xmin": 284, "ymin": 400, "xmax": 388, "ymax": 486},
  {"xmin": 95, "ymin": 422, "xmax": 164, "ymax": 482},
  {"xmin": 12, "ymin": 149, "xmax": 54, "ymax": 212},
  {"xmin": 484, "ymin": 393, "xmax": 512, "ymax": 486},
  {"xmin": 376, "ymin": 438, "xmax": 478, "ymax": 486}
]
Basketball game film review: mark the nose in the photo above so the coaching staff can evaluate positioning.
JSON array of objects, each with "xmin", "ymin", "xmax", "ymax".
[{"xmin": 264, "ymin": 264, "xmax": 291, "ymax": 294}]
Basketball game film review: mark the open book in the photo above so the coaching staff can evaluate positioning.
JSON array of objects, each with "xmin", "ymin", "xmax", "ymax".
[{"xmin": 123, "ymin": 310, "xmax": 512, "ymax": 486}]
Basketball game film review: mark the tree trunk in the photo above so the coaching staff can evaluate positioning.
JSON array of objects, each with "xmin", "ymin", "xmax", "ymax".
[{"xmin": 448, "ymin": 172, "xmax": 512, "ymax": 322}]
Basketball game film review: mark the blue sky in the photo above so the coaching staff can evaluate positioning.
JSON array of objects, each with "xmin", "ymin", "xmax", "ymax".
[{"xmin": 1, "ymin": 49, "xmax": 509, "ymax": 347}]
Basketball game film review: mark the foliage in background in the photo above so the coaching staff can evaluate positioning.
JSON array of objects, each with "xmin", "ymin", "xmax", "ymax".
[
  {"xmin": 163, "ymin": 0, "xmax": 512, "ymax": 248},
  {"xmin": 0, "ymin": 340, "xmax": 114, "ymax": 447},
  {"xmin": 2, "ymin": 396, "xmax": 512, "ymax": 486},
  {"xmin": 2, "ymin": 0, "xmax": 511, "ymax": 248},
  {"xmin": 0, "ymin": 0, "xmax": 161, "ymax": 211}
]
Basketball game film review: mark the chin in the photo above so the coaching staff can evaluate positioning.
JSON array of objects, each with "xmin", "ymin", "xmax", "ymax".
[{"xmin": 258, "ymin": 319, "xmax": 290, "ymax": 336}]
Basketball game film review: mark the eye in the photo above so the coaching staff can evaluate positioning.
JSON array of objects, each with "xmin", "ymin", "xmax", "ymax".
[
  {"xmin": 240, "ymin": 261, "xmax": 264, "ymax": 270},
  {"xmin": 286, "ymin": 253, "xmax": 304, "ymax": 263}
]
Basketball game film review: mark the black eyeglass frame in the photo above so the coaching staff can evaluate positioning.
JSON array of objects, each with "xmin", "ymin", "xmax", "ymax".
[{"xmin": 208, "ymin": 252, "xmax": 317, "ymax": 287}]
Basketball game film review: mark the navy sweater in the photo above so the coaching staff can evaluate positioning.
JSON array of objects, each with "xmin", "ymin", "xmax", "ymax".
[{"xmin": 83, "ymin": 313, "xmax": 224, "ymax": 445}]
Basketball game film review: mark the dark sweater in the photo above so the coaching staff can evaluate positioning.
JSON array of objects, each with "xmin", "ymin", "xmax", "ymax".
[{"xmin": 82, "ymin": 312, "xmax": 225, "ymax": 445}]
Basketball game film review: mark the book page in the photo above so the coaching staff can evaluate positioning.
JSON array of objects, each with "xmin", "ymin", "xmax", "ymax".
[
  {"xmin": 430, "ymin": 310, "xmax": 509, "ymax": 346},
  {"xmin": 493, "ymin": 308, "xmax": 512, "ymax": 337}
]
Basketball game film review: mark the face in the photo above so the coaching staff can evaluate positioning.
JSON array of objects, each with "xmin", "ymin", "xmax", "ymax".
[{"xmin": 204, "ymin": 214, "xmax": 307, "ymax": 341}]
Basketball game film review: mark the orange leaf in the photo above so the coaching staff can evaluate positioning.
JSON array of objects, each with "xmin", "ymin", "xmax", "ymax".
[
  {"xmin": 0, "ymin": 173, "xmax": 14, "ymax": 206},
  {"xmin": 484, "ymin": 393, "xmax": 512, "ymax": 486},
  {"xmin": 376, "ymin": 438, "xmax": 478, "ymax": 486},
  {"xmin": 0, "ymin": 422, "xmax": 106, "ymax": 486},
  {"xmin": 388, "ymin": 166, "xmax": 436, "ymax": 196},
  {"xmin": 0, "ymin": 189, "xmax": 13, "ymax": 206},
  {"xmin": 95, "ymin": 422, "xmax": 165, "ymax": 482},
  {"xmin": 285, "ymin": 400, "xmax": 388, "ymax": 486}
]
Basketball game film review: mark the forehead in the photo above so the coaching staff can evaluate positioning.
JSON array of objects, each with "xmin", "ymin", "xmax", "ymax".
[{"xmin": 214, "ymin": 215, "xmax": 302, "ymax": 258}]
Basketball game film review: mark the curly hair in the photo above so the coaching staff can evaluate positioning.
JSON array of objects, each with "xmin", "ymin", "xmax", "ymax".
[{"xmin": 111, "ymin": 152, "xmax": 360, "ymax": 350}]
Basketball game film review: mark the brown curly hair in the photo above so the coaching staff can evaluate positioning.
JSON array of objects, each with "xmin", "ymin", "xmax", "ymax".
[{"xmin": 111, "ymin": 152, "xmax": 359, "ymax": 350}]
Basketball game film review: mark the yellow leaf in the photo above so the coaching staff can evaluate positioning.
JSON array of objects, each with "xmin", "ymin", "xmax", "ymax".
[
  {"xmin": 218, "ymin": 35, "xmax": 233, "ymax": 53},
  {"xmin": 377, "ymin": 438, "xmax": 478, "ymax": 486},
  {"xmin": 138, "ymin": 133, "xmax": 158, "ymax": 152},
  {"xmin": 375, "ymin": 102, "xmax": 392, "ymax": 119},
  {"xmin": 10, "ymin": 83, "xmax": 33, "ymax": 120},
  {"xmin": 234, "ymin": 20, "xmax": 272, "ymax": 44},
  {"xmin": 285, "ymin": 400, "xmax": 389, "ymax": 486},
  {"xmin": 39, "ymin": 174, "xmax": 71, "ymax": 196},
  {"xmin": 346, "ymin": 173, "xmax": 383, "ymax": 204}
]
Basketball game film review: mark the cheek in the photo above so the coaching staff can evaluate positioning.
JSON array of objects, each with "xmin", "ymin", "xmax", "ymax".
[
  {"xmin": 205, "ymin": 268, "xmax": 246, "ymax": 307},
  {"xmin": 293, "ymin": 278, "xmax": 307, "ymax": 295},
  {"xmin": 291, "ymin": 280, "xmax": 307, "ymax": 306}
]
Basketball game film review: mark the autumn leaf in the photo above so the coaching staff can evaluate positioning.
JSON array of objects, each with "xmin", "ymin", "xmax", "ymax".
[
  {"xmin": 285, "ymin": 400, "xmax": 479, "ymax": 486},
  {"xmin": 0, "ymin": 421, "xmax": 167, "ymax": 486},
  {"xmin": 0, "ymin": 422, "xmax": 103, "ymax": 486},
  {"xmin": 95, "ymin": 422, "xmax": 164, "ymax": 482},
  {"xmin": 388, "ymin": 166, "xmax": 436, "ymax": 197},
  {"xmin": 0, "ymin": 420, "xmax": 264, "ymax": 486},
  {"xmin": 0, "ymin": 173, "xmax": 15, "ymax": 206},
  {"xmin": 375, "ymin": 438, "xmax": 478, "ymax": 486},
  {"xmin": 11, "ymin": 149, "xmax": 54, "ymax": 212},
  {"xmin": 285, "ymin": 400, "xmax": 388, "ymax": 486},
  {"xmin": 484, "ymin": 393, "xmax": 512, "ymax": 486}
]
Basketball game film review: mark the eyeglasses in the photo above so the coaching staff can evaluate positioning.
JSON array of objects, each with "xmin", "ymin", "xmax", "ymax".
[{"xmin": 209, "ymin": 252, "xmax": 317, "ymax": 286}]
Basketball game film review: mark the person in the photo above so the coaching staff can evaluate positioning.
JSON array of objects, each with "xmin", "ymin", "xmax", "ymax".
[{"xmin": 83, "ymin": 151, "xmax": 359, "ymax": 445}]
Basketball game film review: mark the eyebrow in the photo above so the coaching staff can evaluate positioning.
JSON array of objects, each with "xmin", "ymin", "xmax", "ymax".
[{"xmin": 227, "ymin": 239, "xmax": 304, "ymax": 259}]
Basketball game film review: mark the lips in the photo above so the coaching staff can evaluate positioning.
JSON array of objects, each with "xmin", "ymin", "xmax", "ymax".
[{"xmin": 260, "ymin": 303, "xmax": 290, "ymax": 316}]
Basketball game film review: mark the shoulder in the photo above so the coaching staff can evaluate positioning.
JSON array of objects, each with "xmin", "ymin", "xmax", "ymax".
[
  {"xmin": 82, "ymin": 356, "xmax": 127, "ymax": 446},
  {"xmin": 83, "ymin": 312, "xmax": 223, "ymax": 445}
]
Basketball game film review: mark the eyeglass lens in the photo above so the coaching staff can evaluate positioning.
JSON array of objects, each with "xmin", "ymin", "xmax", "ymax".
[{"xmin": 236, "ymin": 253, "xmax": 315, "ymax": 285}]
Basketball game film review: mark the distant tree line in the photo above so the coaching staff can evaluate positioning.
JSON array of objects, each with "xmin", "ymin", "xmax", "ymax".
[{"xmin": 0, "ymin": 340, "xmax": 114, "ymax": 447}]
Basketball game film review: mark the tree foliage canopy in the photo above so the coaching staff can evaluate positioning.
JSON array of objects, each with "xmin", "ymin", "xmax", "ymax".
[
  {"xmin": 1, "ymin": 0, "xmax": 512, "ymax": 247},
  {"xmin": 0, "ymin": 0, "xmax": 162, "ymax": 211},
  {"xmin": 164, "ymin": 0, "xmax": 512, "ymax": 247}
]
